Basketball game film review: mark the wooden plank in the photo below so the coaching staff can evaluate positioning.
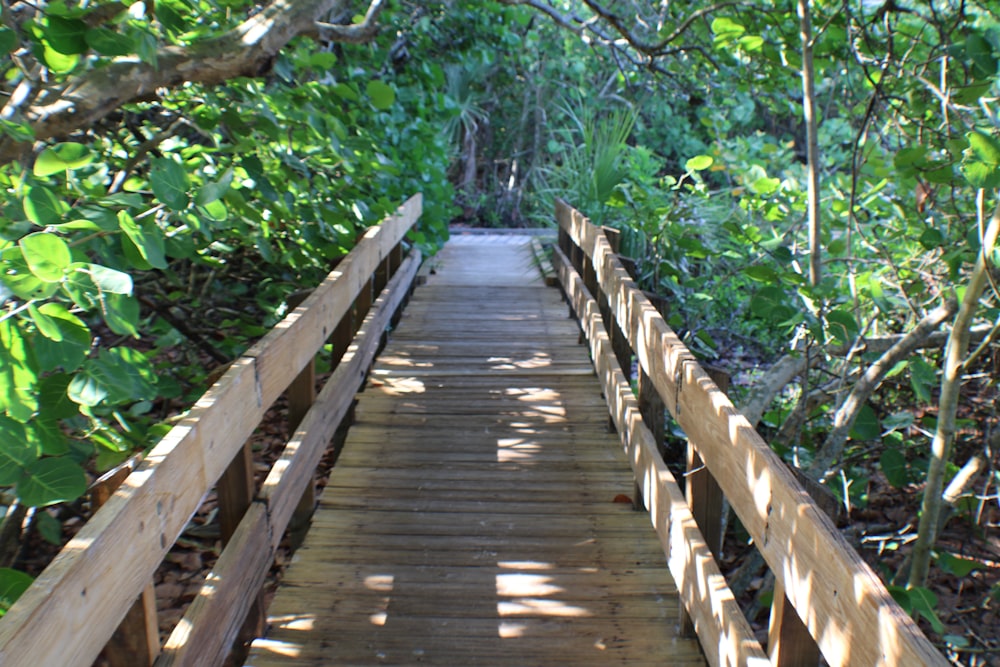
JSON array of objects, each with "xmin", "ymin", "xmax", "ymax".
[
  {"xmin": 556, "ymin": 199, "xmax": 947, "ymax": 667},
  {"xmin": 554, "ymin": 245, "xmax": 768, "ymax": 667},
  {"xmin": 156, "ymin": 504, "xmax": 274, "ymax": 667}
]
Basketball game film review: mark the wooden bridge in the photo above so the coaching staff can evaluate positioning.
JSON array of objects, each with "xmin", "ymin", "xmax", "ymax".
[{"xmin": 0, "ymin": 196, "xmax": 947, "ymax": 666}]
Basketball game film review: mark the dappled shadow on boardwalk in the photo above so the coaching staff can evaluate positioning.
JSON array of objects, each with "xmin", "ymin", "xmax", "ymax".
[{"xmin": 246, "ymin": 236, "xmax": 703, "ymax": 666}]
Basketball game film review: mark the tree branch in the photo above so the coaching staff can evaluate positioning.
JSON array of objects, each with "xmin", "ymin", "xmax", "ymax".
[
  {"xmin": 0, "ymin": 0, "xmax": 391, "ymax": 166},
  {"xmin": 809, "ymin": 297, "xmax": 958, "ymax": 480}
]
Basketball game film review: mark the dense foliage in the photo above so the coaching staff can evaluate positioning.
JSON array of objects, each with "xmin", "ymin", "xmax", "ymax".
[{"xmin": 0, "ymin": 0, "xmax": 998, "ymax": 656}]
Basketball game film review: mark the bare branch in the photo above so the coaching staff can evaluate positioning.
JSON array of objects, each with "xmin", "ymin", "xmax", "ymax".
[{"xmin": 315, "ymin": 0, "xmax": 388, "ymax": 43}]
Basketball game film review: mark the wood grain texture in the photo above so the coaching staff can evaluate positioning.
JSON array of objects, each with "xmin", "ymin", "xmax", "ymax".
[
  {"xmin": 556, "ymin": 199, "xmax": 946, "ymax": 666},
  {"xmin": 247, "ymin": 235, "xmax": 704, "ymax": 667}
]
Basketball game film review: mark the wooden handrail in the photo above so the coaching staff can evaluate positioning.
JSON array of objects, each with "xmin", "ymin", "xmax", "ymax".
[
  {"xmin": 0, "ymin": 195, "xmax": 424, "ymax": 667},
  {"xmin": 553, "ymin": 199, "xmax": 947, "ymax": 667}
]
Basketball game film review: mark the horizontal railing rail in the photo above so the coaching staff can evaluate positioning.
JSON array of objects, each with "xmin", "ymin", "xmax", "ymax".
[
  {"xmin": 0, "ymin": 195, "xmax": 424, "ymax": 667},
  {"xmin": 552, "ymin": 199, "xmax": 946, "ymax": 667}
]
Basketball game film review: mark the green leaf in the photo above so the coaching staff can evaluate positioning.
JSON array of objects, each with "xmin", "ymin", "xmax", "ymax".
[
  {"xmin": 0, "ymin": 249, "xmax": 57, "ymax": 301},
  {"xmin": 19, "ymin": 232, "xmax": 71, "ymax": 282},
  {"xmin": 37, "ymin": 374, "xmax": 79, "ymax": 420},
  {"xmin": 67, "ymin": 372, "xmax": 107, "ymax": 406},
  {"xmin": 0, "ymin": 28, "xmax": 16, "ymax": 54},
  {"xmin": 44, "ymin": 17, "xmax": 88, "ymax": 55},
  {"xmin": 0, "ymin": 417, "xmax": 33, "ymax": 484},
  {"xmin": 751, "ymin": 176, "xmax": 781, "ymax": 195},
  {"xmin": 118, "ymin": 211, "xmax": 166, "ymax": 269},
  {"xmin": 308, "ymin": 51, "xmax": 337, "ymax": 68},
  {"xmin": 738, "ymin": 35, "xmax": 764, "ymax": 51},
  {"xmin": 86, "ymin": 264, "xmax": 133, "ymax": 294},
  {"xmin": 332, "ymin": 83, "xmax": 359, "ymax": 101},
  {"xmin": 711, "ymin": 17, "xmax": 745, "ymax": 45},
  {"xmin": 367, "ymin": 80, "xmax": 395, "ymax": 110},
  {"xmin": 850, "ymin": 403, "xmax": 881, "ymax": 441},
  {"xmin": 32, "ymin": 304, "xmax": 91, "ymax": 372},
  {"xmin": 879, "ymin": 448, "xmax": 908, "ymax": 487},
  {"xmin": 150, "ymin": 157, "xmax": 190, "ymax": 210},
  {"xmin": 23, "ymin": 185, "xmax": 67, "ymax": 227},
  {"xmin": 194, "ymin": 168, "xmax": 234, "ymax": 205},
  {"xmin": 34, "ymin": 511, "xmax": 63, "ymax": 545},
  {"xmin": 749, "ymin": 285, "xmax": 796, "ymax": 323},
  {"xmin": 743, "ymin": 265, "xmax": 778, "ymax": 283},
  {"xmin": 826, "ymin": 309, "xmax": 859, "ymax": 346},
  {"xmin": 0, "ymin": 320, "xmax": 39, "ymax": 422},
  {"xmin": 17, "ymin": 457, "xmax": 87, "ymax": 507},
  {"xmin": 909, "ymin": 358, "xmax": 937, "ymax": 403},
  {"xmin": 937, "ymin": 552, "xmax": 984, "ymax": 577},
  {"xmin": 906, "ymin": 586, "xmax": 944, "ymax": 634},
  {"xmin": 34, "ymin": 143, "xmax": 94, "ymax": 177},
  {"xmin": 84, "ymin": 27, "xmax": 135, "ymax": 56},
  {"xmin": 963, "ymin": 131, "xmax": 1000, "ymax": 189},
  {"xmin": 26, "ymin": 417, "xmax": 69, "ymax": 456},
  {"xmin": 685, "ymin": 155, "xmax": 713, "ymax": 171},
  {"xmin": 894, "ymin": 146, "xmax": 927, "ymax": 169},
  {"xmin": 101, "ymin": 292, "xmax": 140, "ymax": 338},
  {"xmin": 0, "ymin": 568, "xmax": 34, "ymax": 617}
]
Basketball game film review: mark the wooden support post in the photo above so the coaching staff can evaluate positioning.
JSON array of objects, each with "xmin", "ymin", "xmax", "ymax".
[
  {"xmin": 769, "ymin": 580, "xmax": 821, "ymax": 666},
  {"xmin": 685, "ymin": 367, "xmax": 729, "ymax": 559},
  {"xmin": 286, "ymin": 292, "xmax": 317, "ymax": 549},
  {"xmin": 91, "ymin": 458, "xmax": 159, "ymax": 667},
  {"xmin": 217, "ymin": 442, "xmax": 265, "ymax": 659}
]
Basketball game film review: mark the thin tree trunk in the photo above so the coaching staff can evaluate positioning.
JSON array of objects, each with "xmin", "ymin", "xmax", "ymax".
[
  {"xmin": 798, "ymin": 0, "xmax": 822, "ymax": 288},
  {"xmin": 909, "ymin": 193, "xmax": 1000, "ymax": 587}
]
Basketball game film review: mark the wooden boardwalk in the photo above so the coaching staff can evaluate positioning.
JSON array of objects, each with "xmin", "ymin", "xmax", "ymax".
[{"xmin": 246, "ymin": 235, "xmax": 704, "ymax": 666}]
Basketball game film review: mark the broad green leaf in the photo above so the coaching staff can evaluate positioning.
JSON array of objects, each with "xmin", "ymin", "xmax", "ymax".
[
  {"xmin": 308, "ymin": 51, "xmax": 337, "ymax": 68},
  {"xmin": 0, "ymin": 417, "xmax": 33, "ymax": 484},
  {"xmin": 879, "ymin": 448, "xmax": 908, "ymax": 487},
  {"xmin": 0, "ymin": 120, "xmax": 34, "ymax": 142},
  {"xmin": 67, "ymin": 373, "xmax": 107, "ymax": 406},
  {"xmin": 25, "ymin": 418, "xmax": 69, "ymax": 456},
  {"xmin": 685, "ymin": 155, "xmax": 713, "ymax": 171},
  {"xmin": 40, "ymin": 42, "xmax": 79, "ymax": 72},
  {"xmin": 909, "ymin": 358, "xmax": 937, "ymax": 403},
  {"xmin": 17, "ymin": 457, "xmax": 87, "ymax": 507},
  {"xmin": 23, "ymin": 185, "xmax": 67, "ymax": 227},
  {"xmin": 906, "ymin": 586, "xmax": 944, "ymax": 634},
  {"xmin": 963, "ymin": 131, "xmax": 1000, "ymax": 189},
  {"xmin": 881, "ymin": 410, "xmax": 914, "ymax": 431},
  {"xmin": 0, "ymin": 28, "xmax": 16, "ymax": 54},
  {"xmin": 34, "ymin": 511, "xmax": 62, "ymax": 545},
  {"xmin": 32, "ymin": 304, "xmax": 91, "ymax": 372},
  {"xmin": 84, "ymin": 27, "xmax": 135, "ymax": 56},
  {"xmin": 0, "ymin": 320, "xmax": 39, "ymax": 422},
  {"xmin": 0, "ymin": 249, "xmax": 58, "ymax": 301},
  {"xmin": 749, "ymin": 285, "xmax": 796, "ymax": 323},
  {"xmin": 28, "ymin": 304, "xmax": 63, "ymax": 341},
  {"xmin": 894, "ymin": 146, "xmax": 927, "ymax": 169},
  {"xmin": 826, "ymin": 309, "xmax": 859, "ymax": 346},
  {"xmin": 743, "ymin": 265, "xmax": 778, "ymax": 283},
  {"xmin": 101, "ymin": 293, "xmax": 140, "ymax": 338},
  {"xmin": 19, "ymin": 232, "xmax": 71, "ymax": 282},
  {"xmin": 0, "ymin": 568, "xmax": 34, "ymax": 617},
  {"xmin": 367, "ymin": 80, "xmax": 395, "ymax": 110},
  {"xmin": 194, "ymin": 168, "xmax": 234, "ymax": 205},
  {"xmin": 738, "ymin": 35, "xmax": 763, "ymax": 51},
  {"xmin": 44, "ymin": 16, "xmax": 88, "ymax": 55},
  {"xmin": 37, "ymin": 374, "xmax": 79, "ymax": 420},
  {"xmin": 711, "ymin": 17, "xmax": 745, "ymax": 42},
  {"xmin": 332, "ymin": 83, "xmax": 359, "ymax": 101},
  {"xmin": 150, "ymin": 157, "xmax": 190, "ymax": 210},
  {"xmin": 751, "ymin": 176, "xmax": 781, "ymax": 195},
  {"xmin": 965, "ymin": 32, "xmax": 998, "ymax": 79},
  {"xmin": 87, "ymin": 264, "xmax": 133, "ymax": 294},
  {"xmin": 849, "ymin": 403, "xmax": 881, "ymax": 441},
  {"xmin": 118, "ymin": 211, "xmax": 166, "ymax": 269},
  {"xmin": 968, "ymin": 131, "xmax": 1000, "ymax": 165},
  {"xmin": 936, "ymin": 552, "xmax": 983, "ymax": 577},
  {"xmin": 34, "ymin": 143, "xmax": 94, "ymax": 176}
]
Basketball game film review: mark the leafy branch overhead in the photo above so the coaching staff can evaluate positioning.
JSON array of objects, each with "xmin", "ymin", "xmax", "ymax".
[{"xmin": 0, "ymin": 0, "xmax": 388, "ymax": 165}]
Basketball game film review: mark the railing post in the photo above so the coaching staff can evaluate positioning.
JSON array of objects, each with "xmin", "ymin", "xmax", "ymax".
[
  {"xmin": 768, "ymin": 581, "xmax": 821, "ymax": 666},
  {"xmin": 286, "ymin": 291, "xmax": 318, "ymax": 548},
  {"xmin": 91, "ymin": 458, "xmax": 159, "ymax": 667},
  {"xmin": 686, "ymin": 366, "xmax": 729, "ymax": 558}
]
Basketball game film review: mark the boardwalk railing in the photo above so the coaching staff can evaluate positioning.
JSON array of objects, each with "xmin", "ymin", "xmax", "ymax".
[
  {"xmin": 551, "ymin": 199, "xmax": 947, "ymax": 667},
  {"xmin": 0, "ymin": 196, "xmax": 424, "ymax": 667}
]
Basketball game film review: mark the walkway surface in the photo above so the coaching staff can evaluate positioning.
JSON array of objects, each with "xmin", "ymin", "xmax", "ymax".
[{"xmin": 245, "ymin": 234, "xmax": 704, "ymax": 666}]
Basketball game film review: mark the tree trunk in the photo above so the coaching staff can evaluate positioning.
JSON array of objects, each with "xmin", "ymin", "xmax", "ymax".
[
  {"xmin": 908, "ymin": 193, "xmax": 1000, "ymax": 588},
  {"xmin": 798, "ymin": 0, "xmax": 822, "ymax": 288}
]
